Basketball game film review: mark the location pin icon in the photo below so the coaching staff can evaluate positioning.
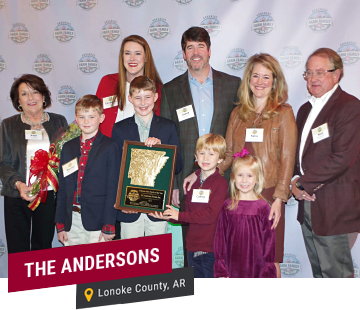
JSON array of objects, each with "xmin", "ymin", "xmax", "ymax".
[{"xmin": 84, "ymin": 288, "xmax": 93, "ymax": 302}]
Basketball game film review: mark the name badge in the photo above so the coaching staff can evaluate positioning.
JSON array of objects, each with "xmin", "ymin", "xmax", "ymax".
[
  {"xmin": 245, "ymin": 128, "xmax": 264, "ymax": 142},
  {"xmin": 176, "ymin": 105, "xmax": 195, "ymax": 122},
  {"xmin": 102, "ymin": 95, "xmax": 118, "ymax": 109},
  {"xmin": 62, "ymin": 158, "xmax": 79, "ymax": 177},
  {"xmin": 312, "ymin": 123, "xmax": 330, "ymax": 143},
  {"xmin": 191, "ymin": 189, "xmax": 210, "ymax": 203},
  {"xmin": 25, "ymin": 130, "xmax": 42, "ymax": 140}
]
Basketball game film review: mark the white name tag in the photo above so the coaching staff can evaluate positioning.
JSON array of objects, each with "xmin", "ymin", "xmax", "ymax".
[
  {"xmin": 191, "ymin": 189, "xmax": 210, "ymax": 203},
  {"xmin": 62, "ymin": 158, "xmax": 79, "ymax": 177},
  {"xmin": 176, "ymin": 105, "xmax": 195, "ymax": 122},
  {"xmin": 25, "ymin": 130, "xmax": 42, "ymax": 140},
  {"xmin": 103, "ymin": 95, "xmax": 118, "ymax": 109},
  {"xmin": 312, "ymin": 123, "xmax": 330, "ymax": 143},
  {"xmin": 245, "ymin": 128, "xmax": 264, "ymax": 142}
]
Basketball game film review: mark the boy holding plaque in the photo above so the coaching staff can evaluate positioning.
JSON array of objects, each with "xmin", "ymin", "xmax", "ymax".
[
  {"xmin": 111, "ymin": 76, "xmax": 183, "ymax": 239},
  {"xmin": 151, "ymin": 133, "xmax": 228, "ymax": 278},
  {"xmin": 55, "ymin": 95, "xmax": 120, "ymax": 246}
]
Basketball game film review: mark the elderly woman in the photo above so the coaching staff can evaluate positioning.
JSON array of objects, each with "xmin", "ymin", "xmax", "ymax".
[
  {"xmin": 184, "ymin": 54, "xmax": 297, "ymax": 277},
  {"xmin": 0, "ymin": 74, "xmax": 68, "ymax": 253},
  {"xmin": 96, "ymin": 34, "xmax": 163, "ymax": 137}
]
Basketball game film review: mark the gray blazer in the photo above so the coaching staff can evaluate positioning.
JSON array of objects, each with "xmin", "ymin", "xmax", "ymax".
[
  {"xmin": 0, "ymin": 112, "xmax": 68, "ymax": 198},
  {"xmin": 160, "ymin": 68, "xmax": 241, "ymax": 200}
]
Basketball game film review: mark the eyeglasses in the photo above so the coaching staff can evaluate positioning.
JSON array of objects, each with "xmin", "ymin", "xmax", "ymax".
[{"xmin": 302, "ymin": 69, "xmax": 336, "ymax": 80}]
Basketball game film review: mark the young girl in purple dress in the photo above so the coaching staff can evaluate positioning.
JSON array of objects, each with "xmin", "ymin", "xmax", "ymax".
[{"xmin": 214, "ymin": 152, "xmax": 277, "ymax": 278}]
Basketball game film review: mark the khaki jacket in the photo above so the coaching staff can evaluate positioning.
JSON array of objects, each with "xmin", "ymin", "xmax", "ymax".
[{"xmin": 219, "ymin": 104, "xmax": 297, "ymax": 202}]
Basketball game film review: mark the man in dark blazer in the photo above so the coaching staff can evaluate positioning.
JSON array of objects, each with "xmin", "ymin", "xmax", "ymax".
[
  {"xmin": 160, "ymin": 26, "xmax": 241, "ymax": 206},
  {"xmin": 291, "ymin": 48, "xmax": 360, "ymax": 277},
  {"xmin": 160, "ymin": 26, "xmax": 240, "ymax": 266}
]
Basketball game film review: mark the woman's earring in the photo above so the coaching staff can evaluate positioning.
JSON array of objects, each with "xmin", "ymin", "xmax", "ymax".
[
  {"xmin": 18, "ymin": 104, "xmax": 23, "ymax": 111},
  {"xmin": 43, "ymin": 97, "xmax": 46, "ymax": 107}
]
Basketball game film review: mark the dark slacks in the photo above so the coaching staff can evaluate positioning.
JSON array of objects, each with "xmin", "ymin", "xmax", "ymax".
[
  {"xmin": 187, "ymin": 251, "xmax": 215, "ymax": 278},
  {"xmin": 301, "ymin": 200, "xmax": 355, "ymax": 278},
  {"xmin": 4, "ymin": 192, "xmax": 56, "ymax": 254}
]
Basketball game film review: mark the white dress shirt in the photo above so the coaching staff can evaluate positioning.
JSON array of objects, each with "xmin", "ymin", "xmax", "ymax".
[{"xmin": 298, "ymin": 83, "xmax": 339, "ymax": 175}]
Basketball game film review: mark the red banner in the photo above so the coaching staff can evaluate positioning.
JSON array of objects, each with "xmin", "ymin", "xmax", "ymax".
[{"xmin": 8, "ymin": 234, "xmax": 172, "ymax": 293}]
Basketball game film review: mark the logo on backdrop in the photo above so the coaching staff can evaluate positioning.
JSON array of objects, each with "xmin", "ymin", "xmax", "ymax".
[
  {"xmin": 173, "ymin": 247, "xmax": 184, "ymax": 267},
  {"xmin": 200, "ymin": 15, "xmax": 221, "ymax": 37},
  {"xmin": 0, "ymin": 239, "xmax": 5, "ymax": 258},
  {"xmin": 78, "ymin": 54, "xmax": 99, "ymax": 74},
  {"xmin": 9, "ymin": 23, "xmax": 30, "ymax": 43},
  {"xmin": 101, "ymin": 21, "xmax": 121, "ymax": 42},
  {"xmin": 354, "ymin": 261, "xmax": 359, "ymax": 278},
  {"xmin": 285, "ymin": 195, "xmax": 298, "ymax": 207},
  {"xmin": 30, "ymin": 0, "xmax": 49, "ymax": 10},
  {"xmin": 279, "ymin": 46, "xmax": 302, "ymax": 68},
  {"xmin": 307, "ymin": 9, "xmax": 332, "ymax": 32},
  {"xmin": 252, "ymin": 13, "xmax": 276, "ymax": 35},
  {"xmin": 58, "ymin": 86, "xmax": 77, "ymax": 106},
  {"xmin": 148, "ymin": 18, "xmax": 170, "ymax": 40},
  {"xmin": 0, "ymin": 0, "xmax": 4, "ymax": 9},
  {"xmin": 124, "ymin": 0, "xmax": 145, "ymax": 7},
  {"xmin": 175, "ymin": 0, "xmax": 192, "ymax": 5},
  {"xmin": 337, "ymin": 42, "xmax": 360, "ymax": 65},
  {"xmin": 77, "ymin": 0, "xmax": 97, "ymax": 10},
  {"xmin": 54, "ymin": 22, "xmax": 75, "ymax": 42},
  {"xmin": 33, "ymin": 54, "xmax": 53, "ymax": 74},
  {"xmin": 174, "ymin": 51, "xmax": 188, "ymax": 71},
  {"xmin": 226, "ymin": 48, "xmax": 248, "ymax": 70},
  {"xmin": 0, "ymin": 56, "xmax": 6, "ymax": 72},
  {"xmin": 280, "ymin": 254, "xmax": 301, "ymax": 276}
]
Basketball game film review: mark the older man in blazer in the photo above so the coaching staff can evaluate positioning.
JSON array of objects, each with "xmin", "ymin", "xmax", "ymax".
[
  {"xmin": 291, "ymin": 48, "xmax": 360, "ymax": 277},
  {"xmin": 160, "ymin": 26, "xmax": 241, "ymax": 206}
]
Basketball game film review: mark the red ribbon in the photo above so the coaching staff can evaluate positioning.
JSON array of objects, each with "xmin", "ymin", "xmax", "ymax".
[{"xmin": 28, "ymin": 143, "xmax": 60, "ymax": 211}]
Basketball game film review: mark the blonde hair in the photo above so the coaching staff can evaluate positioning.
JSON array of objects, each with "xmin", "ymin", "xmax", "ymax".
[
  {"xmin": 228, "ymin": 155, "xmax": 265, "ymax": 210},
  {"xmin": 195, "ymin": 133, "xmax": 226, "ymax": 160},
  {"xmin": 75, "ymin": 94, "xmax": 103, "ymax": 115},
  {"xmin": 237, "ymin": 53, "xmax": 288, "ymax": 122},
  {"xmin": 116, "ymin": 35, "xmax": 162, "ymax": 111}
]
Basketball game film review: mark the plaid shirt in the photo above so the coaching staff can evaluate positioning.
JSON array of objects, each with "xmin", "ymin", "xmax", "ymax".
[{"xmin": 56, "ymin": 133, "xmax": 115, "ymax": 235}]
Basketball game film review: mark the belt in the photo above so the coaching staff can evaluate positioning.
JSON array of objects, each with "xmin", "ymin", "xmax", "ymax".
[{"xmin": 72, "ymin": 206, "xmax": 81, "ymax": 214}]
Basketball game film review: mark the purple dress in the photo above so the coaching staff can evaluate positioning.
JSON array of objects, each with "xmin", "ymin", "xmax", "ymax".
[{"xmin": 214, "ymin": 198, "xmax": 276, "ymax": 278}]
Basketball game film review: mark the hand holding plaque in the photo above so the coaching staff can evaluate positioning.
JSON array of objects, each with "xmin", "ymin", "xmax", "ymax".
[{"xmin": 115, "ymin": 141, "xmax": 177, "ymax": 214}]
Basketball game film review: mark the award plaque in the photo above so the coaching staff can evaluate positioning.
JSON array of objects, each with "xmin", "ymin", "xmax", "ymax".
[{"xmin": 115, "ymin": 141, "xmax": 177, "ymax": 213}]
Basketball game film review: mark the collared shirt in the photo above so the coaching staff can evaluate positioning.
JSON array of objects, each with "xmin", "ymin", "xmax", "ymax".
[
  {"xmin": 299, "ymin": 83, "xmax": 339, "ymax": 174},
  {"xmin": 56, "ymin": 132, "xmax": 115, "ymax": 235},
  {"xmin": 134, "ymin": 112, "xmax": 153, "ymax": 143},
  {"xmin": 188, "ymin": 67, "xmax": 214, "ymax": 136}
]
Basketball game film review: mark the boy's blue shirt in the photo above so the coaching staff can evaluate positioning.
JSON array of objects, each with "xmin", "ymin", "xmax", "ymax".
[{"xmin": 111, "ymin": 113, "xmax": 183, "ymax": 223}]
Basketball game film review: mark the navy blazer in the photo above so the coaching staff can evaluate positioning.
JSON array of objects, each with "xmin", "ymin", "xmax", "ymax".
[
  {"xmin": 111, "ymin": 113, "xmax": 183, "ymax": 223},
  {"xmin": 55, "ymin": 131, "xmax": 120, "ymax": 231}
]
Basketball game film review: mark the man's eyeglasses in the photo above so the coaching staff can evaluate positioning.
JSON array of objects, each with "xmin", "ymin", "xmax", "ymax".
[{"xmin": 302, "ymin": 69, "xmax": 336, "ymax": 80}]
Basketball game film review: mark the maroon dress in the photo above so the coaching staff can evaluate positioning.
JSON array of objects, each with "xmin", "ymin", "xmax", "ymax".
[
  {"xmin": 214, "ymin": 198, "xmax": 276, "ymax": 278},
  {"xmin": 244, "ymin": 141, "xmax": 285, "ymax": 262}
]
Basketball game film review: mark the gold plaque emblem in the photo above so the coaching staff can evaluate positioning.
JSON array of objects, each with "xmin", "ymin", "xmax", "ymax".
[
  {"xmin": 128, "ymin": 190, "xmax": 140, "ymax": 202},
  {"xmin": 318, "ymin": 127, "xmax": 322, "ymax": 133},
  {"xmin": 252, "ymin": 129, "xmax": 257, "ymax": 134},
  {"xmin": 31, "ymin": 131, "xmax": 36, "ymax": 134},
  {"xmin": 199, "ymin": 191, "xmax": 204, "ymax": 195},
  {"xmin": 183, "ymin": 108, "xmax": 187, "ymax": 113}
]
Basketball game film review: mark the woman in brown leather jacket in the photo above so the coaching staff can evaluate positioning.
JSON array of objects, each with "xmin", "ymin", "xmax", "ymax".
[{"xmin": 184, "ymin": 53, "xmax": 297, "ymax": 277}]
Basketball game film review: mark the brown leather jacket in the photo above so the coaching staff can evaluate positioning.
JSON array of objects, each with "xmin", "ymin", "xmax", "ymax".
[{"xmin": 219, "ymin": 104, "xmax": 297, "ymax": 202}]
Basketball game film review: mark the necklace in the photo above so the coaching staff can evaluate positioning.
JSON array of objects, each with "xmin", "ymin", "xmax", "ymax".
[{"xmin": 21, "ymin": 112, "xmax": 48, "ymax": 130}]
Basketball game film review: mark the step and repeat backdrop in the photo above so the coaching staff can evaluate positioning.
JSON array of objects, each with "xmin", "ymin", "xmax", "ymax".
[{"xmin": 0, "ymin": 0, "xmax": 360, "ymax": 278}]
